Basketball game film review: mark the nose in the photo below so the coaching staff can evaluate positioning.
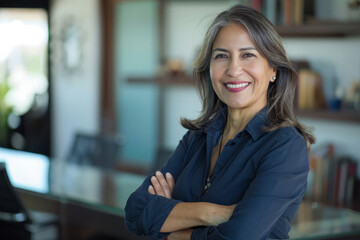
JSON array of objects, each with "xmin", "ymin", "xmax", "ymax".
[{"xmin": 226, "ymin": 58, "xmax": 243, "ymax": 78}]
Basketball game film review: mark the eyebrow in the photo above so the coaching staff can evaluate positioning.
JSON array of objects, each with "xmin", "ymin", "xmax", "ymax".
[{"xmin": 213, "ymin": 47, "xmax": 256, "ymax": 53}]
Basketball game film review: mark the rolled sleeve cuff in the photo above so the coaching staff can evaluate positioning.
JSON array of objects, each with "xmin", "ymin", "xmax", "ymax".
[{"xmin": 142, "ymin": 196, "xmax": 181, "ymax": 239}]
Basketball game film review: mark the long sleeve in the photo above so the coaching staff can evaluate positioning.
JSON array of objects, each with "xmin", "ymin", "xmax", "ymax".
[
  {"xmin": 191, "ymin": 130, "xmax": 309, "ymax": 240},
  {"xmin": 125, "ymin": 131, "xmax": 192, "ymax": 239}
]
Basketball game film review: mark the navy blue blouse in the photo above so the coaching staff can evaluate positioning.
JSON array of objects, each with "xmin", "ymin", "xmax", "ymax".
[{"xmin": 125, "ymin": 108, "xmax": 309, "ymax": 240}]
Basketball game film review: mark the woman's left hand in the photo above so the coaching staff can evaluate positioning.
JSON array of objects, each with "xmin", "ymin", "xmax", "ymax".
[{"xmin": 148, "ymin": 171, "xmax": 175, "ymax": 199}]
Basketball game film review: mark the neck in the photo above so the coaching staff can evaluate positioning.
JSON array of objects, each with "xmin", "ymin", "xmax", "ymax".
[{"xmin": 223, "ymin": 104, "xmax": 265, "ymax": 139}]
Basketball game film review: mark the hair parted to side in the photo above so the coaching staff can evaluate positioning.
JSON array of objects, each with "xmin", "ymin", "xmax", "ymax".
[{"xmin": 180, "ymin": 4, "xmax": 315, "ymax": 149}]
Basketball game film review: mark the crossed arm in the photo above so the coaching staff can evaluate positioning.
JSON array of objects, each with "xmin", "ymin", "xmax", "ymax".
[{"xmin": 148, "ymin": 171, "xmax": 236, "ymax": 240}]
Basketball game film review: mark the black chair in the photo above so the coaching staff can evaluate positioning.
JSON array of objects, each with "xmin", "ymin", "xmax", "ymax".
[
  {"xmin": 0, "ymin": 162, "xmax": 58, "ymax": 240},
  {"xmin": 67, "ymin": 133, "xmax": 123, "ymax": 169}
]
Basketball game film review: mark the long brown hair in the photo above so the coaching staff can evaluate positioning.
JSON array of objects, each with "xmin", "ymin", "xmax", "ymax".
[{"xmin": 181, "ymin": 4, "xmax": 315, "ymax": 149}]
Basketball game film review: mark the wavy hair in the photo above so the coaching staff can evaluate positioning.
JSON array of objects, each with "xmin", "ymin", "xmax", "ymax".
[{"xmin": 181, "ymin": 4, "xmax": 315, "ymax": 149}]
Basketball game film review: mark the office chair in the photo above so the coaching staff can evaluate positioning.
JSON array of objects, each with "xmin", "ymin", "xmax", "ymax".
[
  {"xmin": 0, "ymin": 162, "xmax": 58, "ymax": 240},
  {"xmin": 67, "ymin": 133, "xmax": 123, "ymax": 169}
]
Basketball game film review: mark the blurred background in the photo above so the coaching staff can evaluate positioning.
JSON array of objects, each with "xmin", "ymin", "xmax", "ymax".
[{"xmin": 0, "ymin": 0, "xmax": 360, "ymax": 239}]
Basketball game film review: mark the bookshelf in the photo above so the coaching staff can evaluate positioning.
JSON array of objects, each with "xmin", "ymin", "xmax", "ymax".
[
  {"xmin": 258, "ymin": 0, "xmax": 360, "ymax": 38},
  {"xmin": 305, "ymin": 144, "xmax": 360, "ymax": 212},
  {"xmin": 127, "ymin": 76, "xmax": 360, "ymax": 123},
  {"xmin": 296, "ymin": 110, "xmax": 360, "ymax": 123}
]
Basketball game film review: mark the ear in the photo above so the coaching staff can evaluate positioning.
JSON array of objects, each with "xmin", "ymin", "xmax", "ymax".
[{"xmin": 270, "ymin": 68, "xmax": 277, "ymax": 82}]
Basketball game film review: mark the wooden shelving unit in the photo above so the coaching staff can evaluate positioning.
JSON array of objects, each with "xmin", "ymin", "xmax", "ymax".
[
  {"xmin": 296, "ymin": 109, "xmax": 360, "ymax": 123},
  {"xmin": 276, "ymin": 21, "xmax": 360, "ymax": 37},
  {"xmin": 127, "ymin": 76, "xmax": 360, "ymax": 123},
  {"xmin": 127, "ymin": 75, "xmax": 194, "ymax": 86}
]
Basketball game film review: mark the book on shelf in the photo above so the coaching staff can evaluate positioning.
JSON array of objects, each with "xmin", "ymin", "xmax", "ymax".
[
  {"xmin": 283, "ymin": 0, "xmax": 294, "ymax": 25},
  {"xmin": 258, "ymin": 0, "xmax": 309, "ymax": 26},
  {"xmin": 297, "ymin": 69, "xmax": 327, "ymax": 111},
  {"xmin": 264, "ymin": 0, "xmax": 277, "ymax": 24},
  {"xmin": 306, "ymin": 143, "xmax": 358, "ymax": 208},
  {"xmin": 293, "ymin": 0, "xmax": 305, "ymax": 25},
  {"xmin": 251, "ymin": 0, "xmax": 263, "ymax": 12}
]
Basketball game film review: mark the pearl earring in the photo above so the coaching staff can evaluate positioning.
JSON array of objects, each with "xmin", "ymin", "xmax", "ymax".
[{"xmin": 272, "ymin": 76, "xmax": 276, "ymax": 81}]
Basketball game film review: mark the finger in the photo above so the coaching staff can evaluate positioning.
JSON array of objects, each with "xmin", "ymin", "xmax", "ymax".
[
  {"xmin": 155, "ymin": 171, "xmax": 172, "ymax": 198},
  {"xmin": 150, "ymin": 176, "xmax": 165, "ymax": 196},
  {"xmin": 166, "ymin": 172, "xmax": 175, "ymax": 191},
  {"xmin": 148, "ymin": 185, "xmax": 156, "ymax": 195}
]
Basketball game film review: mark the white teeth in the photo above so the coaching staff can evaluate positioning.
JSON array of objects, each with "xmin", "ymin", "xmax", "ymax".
[{"xmin": 226, "ymin": 83, "xmax": 249, "ymax": 88}]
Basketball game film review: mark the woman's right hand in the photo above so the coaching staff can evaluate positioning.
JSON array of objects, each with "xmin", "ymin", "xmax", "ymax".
[{"xmin": 148, "ymin": 171, "xmax": 175, "ymax": 199}]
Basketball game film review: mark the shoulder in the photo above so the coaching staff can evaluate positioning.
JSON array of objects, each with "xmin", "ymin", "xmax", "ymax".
[
  {"xmin": 260, "ymin": 126, "xmax": 308, "ymax": 160},
  {"xmin": 265, "ymin": 126, "xmax": 305, "ymax": 145},
  {"xmin": 254, "ymin": 126, "xmax": 309, "ymax": 173},
  {"xmin": 275, "ymin": 126, "xmax": 304, "ymax": 140},
  {"xmin": 181, "ymin": 129, "xmax": 206, "ymax": 147}
]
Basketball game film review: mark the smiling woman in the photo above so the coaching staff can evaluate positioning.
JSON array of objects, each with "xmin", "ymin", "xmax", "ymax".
[
  {"xmin": 209, "ymin": 24, "xmax": 276, "ymax": 118},
  {"xmin": 125, "ymin": 4, "xmax": 315, "ymax": 240}
]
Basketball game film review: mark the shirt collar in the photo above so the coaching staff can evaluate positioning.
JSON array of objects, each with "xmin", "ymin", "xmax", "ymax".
[
  {"xmin": 244, "ymin": 107, "xmax": 268, "ymax": 141},
  {"xmin": 204, "ymin": 107, "xmax": 227, "ymax": 133},
  {"xmin": 205, "ymin": 107, "xmax": 268, "ymax": 141}
]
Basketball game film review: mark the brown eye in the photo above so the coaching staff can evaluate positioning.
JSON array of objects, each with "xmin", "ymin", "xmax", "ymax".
[
  {"xmin": 243, "ymin": 53, "xmax": 255, "ymax": 58},
  {"xmin": 214, "ymin": 54, "xmax": 228, "ymax": 59}
]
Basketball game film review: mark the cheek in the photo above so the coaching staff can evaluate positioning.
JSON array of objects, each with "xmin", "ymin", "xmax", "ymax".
[
  {"xmin": 209, "ymin": 64, "xmax": 220, "ymax": 84},
  {"xmin": 210, "ymin": 61, "xmax": 227, "ymax": 81},
  {"xmin": 248, "ymin": 64, "xmax": 272, "ymax": 85}
]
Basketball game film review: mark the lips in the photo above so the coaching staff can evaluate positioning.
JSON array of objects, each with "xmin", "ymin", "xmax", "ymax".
[{"xmin": 224, "ymin": 81, "xmax": 250, "ymax": 92}]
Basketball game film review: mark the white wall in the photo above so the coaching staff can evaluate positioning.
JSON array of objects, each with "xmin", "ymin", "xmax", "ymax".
[
  {"xmin": 163, "ymin": 1, "xmax": 235, "ymax": 149},
  {"xmin": 50, "ymin": 0, "xmax": 101, "ymax": 159},
  {"xmin": 165, "ymin": 1, "xmax": 237, "ymax": 74}
]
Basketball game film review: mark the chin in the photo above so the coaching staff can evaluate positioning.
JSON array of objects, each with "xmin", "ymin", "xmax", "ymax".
[{"xmin": 226, "ymin": 103, "xmax": 248, "ymax": 110}]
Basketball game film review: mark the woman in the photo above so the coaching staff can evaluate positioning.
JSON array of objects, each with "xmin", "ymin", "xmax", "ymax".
[{"xmin": 125, "ymin": 4, "xmax": 315, "ymax": 240}]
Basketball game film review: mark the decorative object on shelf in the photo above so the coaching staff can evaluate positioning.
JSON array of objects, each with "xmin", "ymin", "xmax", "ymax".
[
  {"xmin": 348, "ymin": 0, "xmax": 360, "ymax": 20},
  {"xmin": 59, "ymin": 17, "xmax": 85, "ymax": 74},
  {"xmin": 165, "ymin": 59, "xmax": 184, "ymax": 76},
  {"xmin": 329, "ymin": 86, "xmax": 344, "ymax": 111},
  {"xmin": 344, "ymin": 81, "xmax": 360, "ymax": 111},
  {"xmin": 152, "ymin": 59, "xmax": 193, "ymax": 85},
  {"xmin": 349, "ymin": 0, "xmax": 360, "ymax": 8},
  {"xmin": 297, "ymin": 69, "xmax": 327, "ymax": 111}
]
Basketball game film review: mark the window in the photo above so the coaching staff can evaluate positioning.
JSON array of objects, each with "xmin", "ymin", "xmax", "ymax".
[{"xmin": 0, "ymin": 4, "xmax": 50, "ymax": 156}]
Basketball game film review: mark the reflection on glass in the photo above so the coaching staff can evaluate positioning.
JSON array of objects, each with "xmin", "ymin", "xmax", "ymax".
[
  {"xmin": 0, "ymin": 8, "xmax": 49, "ymax": 151},
  {"xmin": 290, "ymin": 201, "xmax": 360, "ymax": 239},
  {"xmin": 0, "ymin": 147, "xmax": 49, "ymax": 193}
]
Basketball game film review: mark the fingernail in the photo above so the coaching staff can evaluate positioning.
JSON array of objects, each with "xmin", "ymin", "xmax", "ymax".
[
  {"xmin": 156, "ymin": 171, "xmax": 161, "ymax": 176},
  {"xmin": 151, "ymin": 176, "xmax": 156, "ymax": 180},
  {"xmin": 166, "ymin": 172, "xmax": 171, "ymax": 178}
]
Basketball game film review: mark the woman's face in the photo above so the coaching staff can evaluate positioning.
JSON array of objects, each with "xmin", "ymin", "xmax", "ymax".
[{"xmin": 210, "ymin": 24, "xmax": 276, "ymax": 112}]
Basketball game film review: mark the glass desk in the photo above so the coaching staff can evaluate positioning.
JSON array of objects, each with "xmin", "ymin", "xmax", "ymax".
[{"xmin": 1, "ymin": 147, "xmax": 360, "ymax": 240}]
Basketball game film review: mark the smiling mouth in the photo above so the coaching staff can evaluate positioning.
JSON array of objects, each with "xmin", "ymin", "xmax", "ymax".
[
  {"xmin": 224, "ymin": 82, "xmax": 250, "ymax": 92},
  {"xmin": 225, "ymin": 82, "xmax": 249, "ymax": 88}
]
